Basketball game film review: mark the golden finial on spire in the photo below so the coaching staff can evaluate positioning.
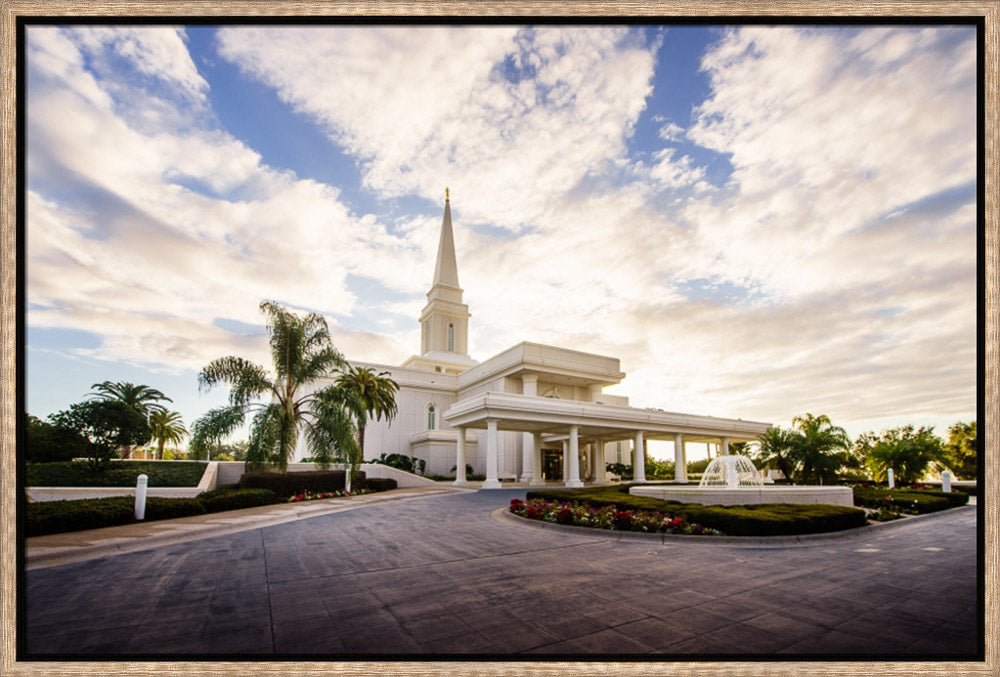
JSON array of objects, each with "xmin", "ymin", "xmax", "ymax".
[{"xmin": 445, "ymin": 187, "xmax": 450, "ymax": 203}]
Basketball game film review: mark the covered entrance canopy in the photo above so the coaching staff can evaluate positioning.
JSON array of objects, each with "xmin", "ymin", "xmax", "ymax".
[{"xmin": 444, "ymin": 392, "xmax": 772, "ymax": 489}]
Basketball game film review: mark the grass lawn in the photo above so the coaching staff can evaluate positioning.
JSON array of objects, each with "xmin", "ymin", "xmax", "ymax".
[{"xmin": 26, "ymin": 461, "xmax": 208, "ymax": 488}]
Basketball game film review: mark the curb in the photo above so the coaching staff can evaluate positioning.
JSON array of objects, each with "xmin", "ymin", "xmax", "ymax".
[{"xmin": 492, "ymin": 502, "xmax": 977, "ymax": 547}]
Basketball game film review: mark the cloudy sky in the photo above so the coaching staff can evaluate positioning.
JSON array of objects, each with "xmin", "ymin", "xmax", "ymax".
[{"xmin": 24, "ymin": 22, "xmax": 979, "ymax": 456}]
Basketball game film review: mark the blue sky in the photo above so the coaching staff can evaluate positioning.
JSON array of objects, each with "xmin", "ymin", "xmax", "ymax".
[{"xmin": 24, "ymin": 23, "xmax": 979, "ymax": 458}]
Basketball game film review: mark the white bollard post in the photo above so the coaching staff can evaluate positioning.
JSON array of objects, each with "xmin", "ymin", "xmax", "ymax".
[
  {"xmin": 887, "ymin": 468, "xmax": 895, "ymax": 489},
  {"xmin": 942, "ymin": 470, "xmax": 951, "ymax": 493},
  {"xmin": 134, "ymin": 474, "xmax": 148, "ymax": 520}
]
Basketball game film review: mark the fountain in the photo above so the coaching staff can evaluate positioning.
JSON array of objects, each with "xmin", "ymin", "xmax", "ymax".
[
  {"xmin": 629, "ymin": 454, "xmax": 853, "ymax": 507},
  {"xmin": 699, "ymin": 455, "xmax": 764, "ymax": 488}
]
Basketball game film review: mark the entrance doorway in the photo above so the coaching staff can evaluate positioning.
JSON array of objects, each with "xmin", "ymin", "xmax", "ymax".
[{"xmin": 541, "ymin": 448, "xmax": 563, "ymax": 480}]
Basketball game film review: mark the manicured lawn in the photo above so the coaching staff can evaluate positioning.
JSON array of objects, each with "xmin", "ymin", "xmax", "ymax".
[{"xmin": 25, "ymin": 461, "xmax": 208, "ymax": 488}]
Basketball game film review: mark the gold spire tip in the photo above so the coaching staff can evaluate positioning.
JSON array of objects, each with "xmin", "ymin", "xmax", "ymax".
[{"xmin": 445, "ymin": 187, "xmax": 450, "ymax": 203}]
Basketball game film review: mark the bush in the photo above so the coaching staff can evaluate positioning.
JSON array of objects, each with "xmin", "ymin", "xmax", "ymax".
[
  {"xmin": 852, "ymin": 486, "xmax": 968, "ymax": 514},
  {"xmin": 237, "ymin": 470, "xmax": 365, "ymax": 498},
  {"xmin": 25, "ymin": 497, "xmax": 136, "ymax": 536},
  {"xmin": 199, "ymin": 488, "xmax": 278, "ymax": 512},
  {"xmin": 373, "ymin": 453, "xmax": 424, "ymax": 474},
  {"xmin": 25, "ymin": 461, "xmax": 208, "ymax": 488},
  {"xmin": 525, "ymin": 484, "xmax": 867, "ymax": 536},
  {"xmin": 361, "ymin": 477, "xmax": 397, "ymax": 493},
  {"xmin": 143, "ymin": 497, "xmax": 207, "ymax": 520}
]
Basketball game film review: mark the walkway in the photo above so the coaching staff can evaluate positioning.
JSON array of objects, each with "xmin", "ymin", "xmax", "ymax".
[{"xmin": 23, "ymin": 489, "xmax": 980, "ymax": 658}]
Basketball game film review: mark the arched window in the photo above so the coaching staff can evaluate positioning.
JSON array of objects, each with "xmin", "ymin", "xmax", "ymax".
[
  {"xmin": 427, "ymin": 404, "xmax": 436, "ymax": 430},
  {"xmin": 447, "ymin": 323, "xmax": 455, "ymax": 352}
]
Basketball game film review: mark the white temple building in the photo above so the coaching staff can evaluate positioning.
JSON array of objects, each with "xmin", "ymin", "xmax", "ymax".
[{"xmin": 298, "ymin": 193, "xmax": 771, "ymax": 488}]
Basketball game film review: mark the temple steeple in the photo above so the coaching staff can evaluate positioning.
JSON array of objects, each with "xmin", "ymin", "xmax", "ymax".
[
  {"xmin": 402, "ymin": 190, "xmax": 476, "ymax": 374},
  {"xmin": 431, "ymin": 188, "xmax": 461, "ymax": 295}
]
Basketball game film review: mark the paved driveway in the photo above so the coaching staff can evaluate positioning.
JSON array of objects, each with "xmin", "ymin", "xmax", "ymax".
[{"xmin": 24, "ymin": 489, "xmax": 980, "ymax": 658}]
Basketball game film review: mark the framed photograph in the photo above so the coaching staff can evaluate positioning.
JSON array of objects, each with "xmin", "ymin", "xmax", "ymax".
[{"xmin": 3, "ymin": 2, "xmax": 995, "ymax": 676}]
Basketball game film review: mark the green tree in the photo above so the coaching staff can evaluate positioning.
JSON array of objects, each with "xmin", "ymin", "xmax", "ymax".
[
  {"xmin": 190, "ymin": 301, "xmax": 358, "ymax": 472},
  {"xmin": 943, "ymin": 421, "xmax": 977, "ymax": 480},
  {"xmin": 751, "ymin": 426, "xmax": 799, "ymax": 481},
  {"xmin": 858, "ymin": 425, "xmax": 943, "ymax": 484},
  {"xmin": 88, "ymin": 381, "xmax": 172, "ymax": 417},
  {"xmin": 25, "ymin": 414, "xmax": 89, "ymax": 463},
  {"xmin": 149, "ymin": 410, "xmax": 188, "ymax": 460},
  {"xmin": 335, "ymin": 365, "xmax": 399, "ymax": 467},
  {"xmin": 88, "ymin": 381, "xmax": 172, "ymax": 457},
  {"xmin": 50, "ymin": 400, "xmax": 152, "ymax": 471},
  {"xmin": 788, "ymin": 413, "xmax": 851, "ymax": 485}
]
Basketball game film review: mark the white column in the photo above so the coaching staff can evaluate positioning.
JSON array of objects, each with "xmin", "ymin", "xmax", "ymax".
[
  {"xmin": 589, "ymin": 383, "xmax": 603, "ymax": 402},
  {"xmin": 520, "ymin": 375, "xmax": 538, "ymax": 483},
  {"xmin": 633, "ymin": 431, "xmax": 647, "ymax": 483},
  {"xmin": 673, "ymin": 433, "xmax": 687, "ymax": 483},
  {"xmin": 593, "ymin": 439, "xmax": 607, "ymax": 484},
  {"xmin": 482, "ymin": 418, "xmax": 501, "ymax": 489},
  {"xmin": 530, "ymin": 433, "xmax": 546, "ymax": 486},
  {"xmin": 565, "ymin": 425, "xmax": 583, "ymax": 488},
  {"xmin": 453, "ymin": 427, "xmax": 467, "ymax": 484},
  {"xmin": 721, "ymin": 436, "xmax": 730, "ymax": 456},
  {"xmin": 562, "ymin": 441, "xmax": 569, "ymax": 481}
]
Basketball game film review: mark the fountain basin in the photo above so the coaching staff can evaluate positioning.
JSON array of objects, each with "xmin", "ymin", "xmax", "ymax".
[{"xmin": 629, "ymin": 484, "xmax": 854, "ymax": 507}]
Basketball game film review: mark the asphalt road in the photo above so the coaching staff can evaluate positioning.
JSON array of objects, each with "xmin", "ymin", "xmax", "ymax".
[{"xmin": 23, "ymin": 489, "xmax": 980, "ymax": 659}]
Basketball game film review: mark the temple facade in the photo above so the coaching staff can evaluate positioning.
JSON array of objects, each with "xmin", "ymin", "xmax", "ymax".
[{"xmin": 298, "ymin": 194, "xmax": 771, "ymax": 488}]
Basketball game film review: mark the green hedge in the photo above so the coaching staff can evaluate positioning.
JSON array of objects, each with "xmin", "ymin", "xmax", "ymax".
[
  {"xmin": 238, "ymin": 470, "xmax": 364, "ymax": 498},
  {"xmin": 362, "ymin": 477, "xmax": 397, "ymax": 492},
  {"xmin": 26, "ymin": 461, "xmax": 208, "ymax": 488},
  {"xmin": 199, "ymin": 488, "xmax": 278, "ymax": 513},
  {"xmin": 25, "ymin": 487, "xmax": 280, "ymax": 537},
  {"xmin": 852, "ymin": 486, "xmax": 968, "ymax": 514},
  {"xmin": 525, "ymin": 485, "xmax": 866, "ymax": 536},
  {"xmin": 26, "ymin": 497, "xmax": 137, "ymax": 536}
]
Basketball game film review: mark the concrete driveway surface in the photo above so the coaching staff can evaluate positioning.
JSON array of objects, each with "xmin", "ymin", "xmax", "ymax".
[{"xmin": 23, "ymin": 488, "xmax": 980, "ymax": 659}]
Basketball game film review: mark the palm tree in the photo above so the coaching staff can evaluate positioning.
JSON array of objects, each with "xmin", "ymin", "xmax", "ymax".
[
  {"xmin": 752, "ymin": 426, "xmax": 799, "ymax": 481},
  {"xmin": 790, "ymin": 413, "xmax": 851, "ymax": 484},
  {"xmin": 190, "ymin": 301, "xmax": 358, "ymax": 472},
  {"xmin": 89, "ymin": 381, "xmax": 172, "ymax": 417},
  {"xmin": 336, "ymin": 365, "xmax": 399, "ymax": 458},
  {"xmin": 88, "ymin": 381, "xmax": 172, "ymax": 457},
  {"xmin": 149, "ymin": 410, "xmax": 187, "ymax": 460}
]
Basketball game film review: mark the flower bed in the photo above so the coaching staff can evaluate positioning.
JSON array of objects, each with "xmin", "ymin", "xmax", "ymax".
[
  {"xmin": 287, "ymin": 489, "xmax": 371, "ymax": 502},
  {"xmin": 509, "ymin": 498, "xmax": 719, "ymax": 535}
]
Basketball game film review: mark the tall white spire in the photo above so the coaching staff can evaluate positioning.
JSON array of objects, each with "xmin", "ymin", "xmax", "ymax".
[
  {"xmin": 432, "ymin": 187, "xmax": 460, "ymax": 291},
  {"xmin": 409, "ymin": 189, "xmax": 474, "ymax": 371}
]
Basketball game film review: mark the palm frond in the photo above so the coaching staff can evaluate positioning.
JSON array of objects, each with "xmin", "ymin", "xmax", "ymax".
[
  {"xmin": 190, "ymin": 406, "xmax": 247, "ymax": 457},
  {"xmin": 198, "ymin": 356, "xmax": 273, "ymax": 407}
]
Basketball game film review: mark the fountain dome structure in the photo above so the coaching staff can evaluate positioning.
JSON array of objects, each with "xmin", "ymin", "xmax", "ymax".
[{"xmin": 699, "ymin": 455, "xmax": 764, "ymax": 488}]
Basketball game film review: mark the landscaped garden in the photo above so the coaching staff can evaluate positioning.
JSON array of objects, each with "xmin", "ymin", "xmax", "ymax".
[
  {"xmin": 25, "ymin": 470, "xmax": 399, "ymax": 537},
  {"xmin": 511, "ymin": 481, "xmax": 969, "ymax": 537}
]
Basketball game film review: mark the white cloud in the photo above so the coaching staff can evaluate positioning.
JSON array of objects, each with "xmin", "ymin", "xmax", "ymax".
[
  {"xmin": 217, "ymin": 25, "xmax": 658, "ymax": 231},
  {"xmin": 25, "ymin": 24, "xmax": 977, "ymax": 437},
  {"xmin": 26, "ymin": 27, "xmax": 431, "ymax": 374}
]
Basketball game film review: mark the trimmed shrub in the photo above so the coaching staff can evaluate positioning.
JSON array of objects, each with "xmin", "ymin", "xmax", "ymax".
[
  {"xmin": 200, "ymin": 488, "xmax": 278, "ymax": 513},
  {"xmin": 26, "ymin": 461, "xmax": 208, "ymax": 488},
  {"xmin": 237, "ymin": 470, "xmax": 365, "ymax": 498},
  {"xmin": 852, "ymin": 486, "xmax": 967, "ymax": 514},
  {"xmin": 525, "ymin": 484, "xmax": 867, "ymax": 536},
  {"xmin": 361, "ymin": 477, "xmax": 397, "ymax": 493},
  {"xmin": 143, "ymin": 497, "xmax": 207, "ymax": 521},
  {"xmin": 25, "ymin": 497, "xmax": 135, "ymax": 536}
]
